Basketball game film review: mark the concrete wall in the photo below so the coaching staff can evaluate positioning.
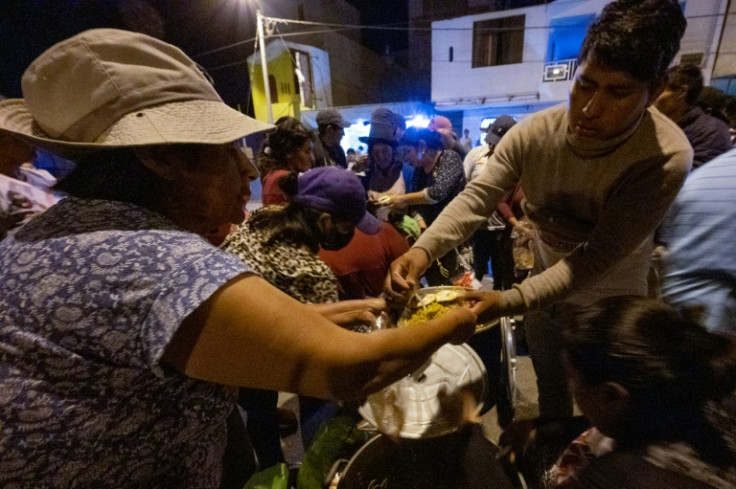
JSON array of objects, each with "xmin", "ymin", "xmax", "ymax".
[
  {"xmin": 712, "ymin": 0, "xmax": 736, "ymax": 79},
  {"xmin": 431, "ymin": 4, "xmax": 552, "ymax": 107},
  {"xmin": 428, "ymin": 0, "xmax": 733, "ymax": 132},
  {"xmin": 255, "ymin": 0, "xmax": 408, "ymax": 108}
]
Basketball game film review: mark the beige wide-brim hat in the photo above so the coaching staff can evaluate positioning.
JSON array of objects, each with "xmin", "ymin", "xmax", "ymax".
[{"xmin": 0, "ymin": 28, "xmax": 274, "ymax": 158}]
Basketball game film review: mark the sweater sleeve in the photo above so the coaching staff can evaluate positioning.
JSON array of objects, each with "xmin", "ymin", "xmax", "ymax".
[
  {"xmin": 413, "ymin": 134, "xmax": 521, "ymax": 259},
  {"xmin": 501, "ymin": 144, "xmax": 692, "ymax": 314}
]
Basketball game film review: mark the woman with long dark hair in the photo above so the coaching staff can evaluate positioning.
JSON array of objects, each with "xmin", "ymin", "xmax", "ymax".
[
  {"xmin": 258, "ymin": 115, "xmax": 315, "ymax": 206},
  {"xmin": 559, "ymin": 296, "xmax": 736, "ymax": 488}
]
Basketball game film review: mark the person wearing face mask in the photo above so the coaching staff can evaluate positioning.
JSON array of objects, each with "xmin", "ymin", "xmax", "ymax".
[
  {"xmin": 221, "ymin": 166, "xmax": 384, "ymax": 450},
  {"xmin": 223, "ymin": 166, "xmax": 380, "ymax": 302}
]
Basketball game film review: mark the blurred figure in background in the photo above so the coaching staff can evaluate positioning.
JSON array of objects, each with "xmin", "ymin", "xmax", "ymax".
[
  {"xmin": 361, "ymin": 108, "xmax": 412, "ymax": 219},
  {"xmin": 313, "ymin": 108, "xmax": 351, "ymax": 168},
  {"xmin": 654, "ymin": 64, "xmax": 731, "ymax": 169},
  {"xmin": 428, "ymin": 115, "xmax": 468, "ymax": 159},
  {"xmin": 463, "ymin": 115, "xmax": 518, "ymax": 288},
  {"xmin": 257, "ymin": 116, "xmax": 315, "ymax": 206},
  {"xmin": 724, "ymin": 97, "xmax": 736, "ymax": 144},
  {"xmin": 459, "ymin": 128, "xmax": 474, "ymax": 153},
  {"xmin": 0, "ymin": 132, "xmax": 61, "ymax": 239}
]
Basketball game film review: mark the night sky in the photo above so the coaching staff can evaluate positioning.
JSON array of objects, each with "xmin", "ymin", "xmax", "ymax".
[
  {"xmin": 0, "ymin": 1, "xmax": 256, "ymax": 105},
  {"xmin": 0, "ymin": 0, "xmax": 407, "ymax": 108}
]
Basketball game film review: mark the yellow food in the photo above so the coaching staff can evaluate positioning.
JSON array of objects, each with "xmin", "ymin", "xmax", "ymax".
[{"xmin": 399, "ymin": 301, "xmax": 459, "ymax": 327}]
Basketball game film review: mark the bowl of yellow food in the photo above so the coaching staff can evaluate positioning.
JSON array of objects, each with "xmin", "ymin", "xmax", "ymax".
[{"xmin": 397, "ymin": 286, "xmax": 499, "ymax": 334}]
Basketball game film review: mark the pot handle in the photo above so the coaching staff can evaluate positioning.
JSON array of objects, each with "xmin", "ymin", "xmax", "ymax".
[{"xmin": 324, "ymin": 458, "xmax": 349, "ymax": 489}]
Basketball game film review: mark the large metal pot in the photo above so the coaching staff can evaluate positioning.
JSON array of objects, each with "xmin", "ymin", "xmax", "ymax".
[{"xmin": 332, "ymin": 424, "xmax": 523, "ymax": 489}]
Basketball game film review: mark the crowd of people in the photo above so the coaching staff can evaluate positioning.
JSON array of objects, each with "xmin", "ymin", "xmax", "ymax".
[{"xmin": 1, "ymin": 0, "xmax": 736, "ymax": 488}]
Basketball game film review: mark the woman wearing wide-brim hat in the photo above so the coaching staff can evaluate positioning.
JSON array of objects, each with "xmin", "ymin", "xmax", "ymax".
[
  {"xmin": 359, "ymin": 109, "xmax": 414, "ymax": 222},
  {"xmin": 0, "ymin": 29, "xmax": 477, "ymax": 488}
]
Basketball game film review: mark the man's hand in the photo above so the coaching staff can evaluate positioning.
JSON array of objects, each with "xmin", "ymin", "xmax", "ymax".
[
  {"xmin": 463, "ymin": 289, "xmax": 502, "ymax": 325},
  {"xmin": 383, "ymin": 248, "xmax": 430, "ymax": 304}
]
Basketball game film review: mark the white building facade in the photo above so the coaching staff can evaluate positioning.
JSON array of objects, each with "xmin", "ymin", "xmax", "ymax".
[{"xmin": 430, "ymin": 0, "xmax": 736, "ymax": 143}]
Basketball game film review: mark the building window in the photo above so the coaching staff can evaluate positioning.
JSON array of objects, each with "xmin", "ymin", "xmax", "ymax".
[{"xmin": 472, "ymin": 15, "xmax": 525, "ymax": 68}]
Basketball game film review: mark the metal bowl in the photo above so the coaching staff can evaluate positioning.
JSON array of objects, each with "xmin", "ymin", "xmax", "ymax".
[{"xmin": 399, "ymin": 286, "xmax": 499, "ymax": 334}]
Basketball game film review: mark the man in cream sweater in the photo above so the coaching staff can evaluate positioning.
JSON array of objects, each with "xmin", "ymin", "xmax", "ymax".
[{"xmin": 385, "ymin": 0, "xmax": 693, "ymax": 419}]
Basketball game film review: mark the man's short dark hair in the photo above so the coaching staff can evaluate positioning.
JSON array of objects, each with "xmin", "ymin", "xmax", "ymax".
[
  {"xmin": 665, "ymin": 64, "xmax": 704, "ymax": 106},
  {"xmin": 578, "ymin": 0, "xmax": 686, "ymax": 85}
]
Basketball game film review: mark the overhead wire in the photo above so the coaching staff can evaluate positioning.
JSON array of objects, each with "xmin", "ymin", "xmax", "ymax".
[
  {"xmin": 194, "ymin": 9, "xmax": 736, "ymax": 59},
  {"xmin": 198, "ymin": 8, "xmax": 736, "ymax": 99},
  {"xmin": 195, "ymin": 8, "xmax": 736, "ymax": 66}
]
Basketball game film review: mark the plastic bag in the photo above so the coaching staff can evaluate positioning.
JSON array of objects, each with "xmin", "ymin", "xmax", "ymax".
[
  {"xmin": 296, "ymin": 415, "xmax": 372, "ymax": 489},
  {"xmin": 243, "ymin": 462, "xmax": 289, "ymax": 489}
]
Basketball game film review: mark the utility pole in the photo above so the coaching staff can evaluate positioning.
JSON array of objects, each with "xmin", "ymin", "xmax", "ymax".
[{"xmin": 257, "ymin": 10, "xmax": 274, "ymax": 124}]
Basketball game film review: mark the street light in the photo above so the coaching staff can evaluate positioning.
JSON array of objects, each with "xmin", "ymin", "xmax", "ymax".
[{"xmin": 256, "ymin": 9, "xmax": 274, "ymax": 124}]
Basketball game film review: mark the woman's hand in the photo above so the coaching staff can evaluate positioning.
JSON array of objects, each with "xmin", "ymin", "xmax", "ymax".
[
  {"xmin": 463, "ymin": 290, "xmax": 502, "ymax": 325},
  {"xmin": 388, "ymin": 194, "xmax": 408, "ymax": 211},
  {"xmin": 310, "ymin": 298, "xmax": 387, "ymax": 328},
  {"xmin": 439, "ymin": 306, "xmax": 478, "ymax": 345}
]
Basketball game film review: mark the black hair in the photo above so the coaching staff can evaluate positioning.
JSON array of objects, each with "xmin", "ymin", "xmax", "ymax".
[
  {"xmin": 698, "ymin": 86, "xmax": 732, "ymax": 124},
  {"xmin": 566, "ymin": 296, "xmax": 736, "ymax": 465},
  {"xmin": 400, "ymin": 127, "xmax": 443, "ymax": 151},
  {"xmin": 247, "ymin": 171, "xmax": 322, "ymax": 253},
  {"xmin": 257, "ymin": 116, "xmax": 315, "ymax": 176},
  {"xmin": 578, "ymin": 0, "xmax": 686, "ymax": 85},
  {"xmin": 53, "ymin": 145, "xmax": 206, "ymax": 210},
  {"xmin": 724, "ymin": 96, "xmax": 736, "ymax": 126},
  {"xmin": 665, "ymin": 63, "xmax": 704, "ymax": 105},
  {"xmin": 367, "ymin": 140, "xmax": 396, "ymax": 155}
]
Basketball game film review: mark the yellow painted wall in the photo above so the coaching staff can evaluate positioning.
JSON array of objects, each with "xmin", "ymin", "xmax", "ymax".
[{"xmin": 250, "ymin": 50, "xmax": 312, "ymax": 122}]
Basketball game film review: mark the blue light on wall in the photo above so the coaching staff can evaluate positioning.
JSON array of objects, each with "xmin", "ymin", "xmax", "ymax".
[{"xmin": 546, "ymin": 14, "xmax": 596, "ymax": 62}]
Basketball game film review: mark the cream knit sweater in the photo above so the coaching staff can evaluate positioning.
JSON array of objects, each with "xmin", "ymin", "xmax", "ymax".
[{"xmin": 414, "ymin": 103, "xmax": 693, "ymax": 314}]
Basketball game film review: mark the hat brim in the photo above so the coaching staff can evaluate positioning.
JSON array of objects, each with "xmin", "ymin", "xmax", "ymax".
[
  {"xmin": 486, "ymin": 132, "xmax": 501, "ymax": 146},
  {"xmin": 358, "ymin": 136, "xmax": 398, "ymax": 147},
  {"xmin": 355, "ymin": 210, "xmax": 382, "ymax": 235},
  {"xmin": 0, "ymin": 98, "xmax": 274, "ymax": 158}
]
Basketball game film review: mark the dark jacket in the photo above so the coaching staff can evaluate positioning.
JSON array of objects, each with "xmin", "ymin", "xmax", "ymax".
[
  {"xmin": 678, "ymin": 105, "xmax": 732, "ymax": 169},
  {"xmin": 312, "ymin": 136, "xmax": 347, "ymax": 168}
]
